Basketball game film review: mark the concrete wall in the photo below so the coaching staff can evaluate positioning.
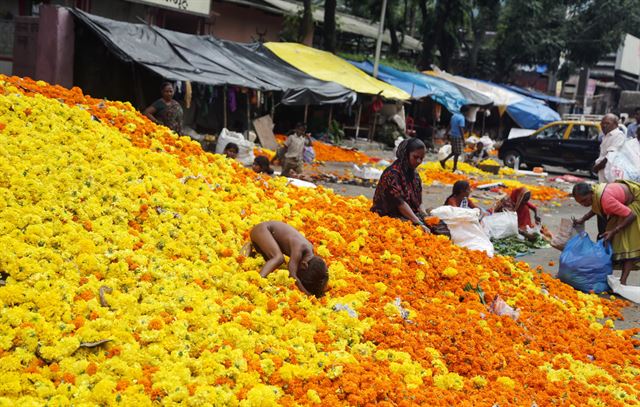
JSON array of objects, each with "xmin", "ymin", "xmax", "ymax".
[{"xmin": 210, "ymin": 2, "xmax": 282, "ymax": 42}]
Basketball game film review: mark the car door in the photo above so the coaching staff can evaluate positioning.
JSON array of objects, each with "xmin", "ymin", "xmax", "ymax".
[
  {"xmin": 560, "ymin": 124, "xmax": 601, "ymax": 170},
  {"xmin": 526, "ymin": 124, "xmax": 568, "ymax": 165}
]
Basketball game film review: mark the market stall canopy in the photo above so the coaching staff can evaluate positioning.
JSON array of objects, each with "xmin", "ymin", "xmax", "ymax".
[
  {"xmin": 497, "ymin": 84, "xmax": 575, "ymax": 105},
  {"xmin": 349, "ymin": 61, "xmax": 432, "ymax": 100},
  {"xmin": 71, "ymin": 9, "xmax": 356, "ymax": 105},
  {"xmin": 349, "ymin": 61, "xmax": 492, "ymax": 113},
  {"xmin": 425, "ymin": 70, "xmax": 560, "ymax": 129},
  {"xmin": 264, "ymin": 42, "xmax": 411, "ymax": 100}
]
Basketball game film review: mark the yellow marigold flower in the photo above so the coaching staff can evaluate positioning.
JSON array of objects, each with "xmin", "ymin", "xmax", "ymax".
[
  {"xmin": 433, "ymin": 372, "xmax": 464, "ymax": 391},
  {"xmin": 442, "ymin": 267, "xmax": 458, "ymax": 278}
]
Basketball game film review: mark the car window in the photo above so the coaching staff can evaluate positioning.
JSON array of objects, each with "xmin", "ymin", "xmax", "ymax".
[
  {"xmin": 587, "ymin": 126, "xmax": 600, "ymax": 140},
  {"xmin": 534, "ymin": 125, "xmax": 567, "ymax": 140},
  {"xmin": 568, "ymin": 125, "xmax": 588, "ymax": 140}
]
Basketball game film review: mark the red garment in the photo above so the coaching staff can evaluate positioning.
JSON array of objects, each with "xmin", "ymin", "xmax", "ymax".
[
  {"xmin": 601, "ymin": 183, "xmax": 632, "ymax": 217},
  {"xmin": 511, "ymin": 188, "xmax": 536, "ymax": 229}
]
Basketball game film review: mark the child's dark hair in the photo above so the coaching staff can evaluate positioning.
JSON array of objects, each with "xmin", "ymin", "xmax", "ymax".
[
  {"xmin": 445, "ymin": 180, "xmax": 470, "ymax": 205},
  {"xmin": 299, "ymin": 256, "xmax": 328, "ymax": 298},
  {"xmin": 452, "ymin": 180, "xmax": 470, "ymax": 195},
  {"xmin": 254, "ymin": 156, "xmax": 273, "ymax": 174},
  {"xmin": 224, "ymin": 142, "xmax": 239, "ymax": 153}
]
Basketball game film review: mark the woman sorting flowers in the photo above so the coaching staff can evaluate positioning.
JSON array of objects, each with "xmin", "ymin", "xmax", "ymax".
[
  {"xmin": 573, "ymin": 181, "xmax": 640, "ymax": 285},
  {"xmin": 371, "ymin": 138, "xmax": 450, "ymax": 235}
]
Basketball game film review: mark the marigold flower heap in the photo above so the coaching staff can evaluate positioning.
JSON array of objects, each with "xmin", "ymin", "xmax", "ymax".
[{"xmin": 0, "ymin": 75, "xmax": 639, "ymax": 406}]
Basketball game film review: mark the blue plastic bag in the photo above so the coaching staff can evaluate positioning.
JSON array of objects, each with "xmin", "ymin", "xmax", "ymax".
[{"xmin": 557, "ymin": 232, "xmax": 612, "ymax": 293}]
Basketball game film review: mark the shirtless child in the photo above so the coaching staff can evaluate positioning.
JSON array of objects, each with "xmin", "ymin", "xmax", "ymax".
[{"xmin": 248, "ymin": 221, "xmax": 328, "ymax": 298}]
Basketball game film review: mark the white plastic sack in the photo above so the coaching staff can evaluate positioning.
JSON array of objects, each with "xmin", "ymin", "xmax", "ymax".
[
  {"xmin": 479, "ymin": 135, "xmax": 495, "ymax": 151},
  {"xmin": 286, "ymin": 178, "xmax": 316, "ymax": 188},
  {"xmin": 437, "ymin": 144, "xmax": 452, "ymax": 161},
  {"xmin": 481, "ymin": 212, "xmax": 519, "ymax": 240},
  {"xmin": 604, "ymin": 138, "xmax": 640, "ymax": 182},
  {"xmin": 551, "ymin": 218, "xmax": 582, "ymax": 250},
  {"xmin": 431, "ymin": 206, "xmax": 494, "ymax": 257},
  {"xmin": 392, "ymin": 137, "xmax": 405, "ymax": 156},
  {"xmin": 352, "ymin": 164, "xmax": 383, "ymax": 180},
  {"xmin": 215, "ymin": 128, "xmax": 255, "ymax": 166},
  {"xmin": 466, "ymin": 135, "xmax": 480, "ymax": 145}
]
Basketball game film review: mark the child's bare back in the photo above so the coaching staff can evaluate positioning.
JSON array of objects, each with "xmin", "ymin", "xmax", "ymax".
[{"xmin": 249, "ymin": 221, "xmax": 327, "ymax": 297}]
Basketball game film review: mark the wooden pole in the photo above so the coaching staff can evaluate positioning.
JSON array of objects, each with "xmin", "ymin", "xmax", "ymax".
[
  {"xmin": 328, "ymin": 105, "xmax": 333, "ymax": 128},
  {"xmin": 355, "ymin": 103, "xmax": 362, "ymax": 139},
  {"xmin": 304, "ymin": 104, "xmax": 309, "ymax": 124}
]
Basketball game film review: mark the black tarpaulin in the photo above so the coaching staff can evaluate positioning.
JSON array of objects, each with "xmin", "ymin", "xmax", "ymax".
[{"xmin": 71, "ymin": 9, "xmax": 356, "ymax": 105}]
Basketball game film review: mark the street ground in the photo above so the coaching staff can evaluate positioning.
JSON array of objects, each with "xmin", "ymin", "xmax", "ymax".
[{"xmin": 293, "ymin": 139, "xmax": 640, "ymax": 331}]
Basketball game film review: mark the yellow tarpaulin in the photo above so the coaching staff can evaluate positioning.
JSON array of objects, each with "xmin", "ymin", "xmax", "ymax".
[{"xmin": 265, "ymin": 42, "xmax": 410, "ymax": 100}]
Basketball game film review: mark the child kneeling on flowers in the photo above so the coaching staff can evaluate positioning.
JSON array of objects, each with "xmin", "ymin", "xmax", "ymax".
[{"xmin": 248, "ymin": 221, "xmax": 328, "ymax": 297}]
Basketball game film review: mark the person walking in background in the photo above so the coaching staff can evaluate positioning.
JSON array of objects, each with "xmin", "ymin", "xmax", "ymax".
[
  {"xmin": 440, "ymin": 105, "xmax": 468, "ymax": 173},
  {"xmin": 627, "ymin": 108, "xmax": 640, "ymax": 139},
  {"xmin": 144, "ymin": 82, "xmax": 184, "ymax": 134}
]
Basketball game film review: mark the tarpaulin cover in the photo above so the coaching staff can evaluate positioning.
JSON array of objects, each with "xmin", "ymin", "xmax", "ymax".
[
  {"xmin": 265, "ymin": 42, "xmax": 410, "ymax": 100},
  {"xmin": 349, "ymin": 61, "xmax": 432, "ymax": 100},
  {"xmin": 350, "ymin": 61, "xmax": 492, "ymax": 113},
  {"xmin": 426, "ymin": 70, "xmax": 560, "ymax": 129},
  {"xmin": 497, "ymin": 83, "xmax": 574, "ymax": 105},
  {"xmin": 71, "ymin": 9, "xmax": 355, "ymax": 105}
]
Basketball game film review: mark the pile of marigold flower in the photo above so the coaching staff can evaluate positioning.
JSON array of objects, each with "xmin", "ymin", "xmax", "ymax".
[
  {"xmin": 419, "ymin": 162, "xmax": 567, "ymax": 201},
  {"xmin": 275, "ymin": 135, "xmax": 376, "ymax": 164},
  {"xmin": 0, "ymin": 75, "xmax": 639, "ymax": 406}
]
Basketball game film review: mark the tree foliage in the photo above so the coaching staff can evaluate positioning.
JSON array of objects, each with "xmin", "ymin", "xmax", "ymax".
[{"xmin": 332, "ymin": 0, "xmax": 639, "ymax": 80}]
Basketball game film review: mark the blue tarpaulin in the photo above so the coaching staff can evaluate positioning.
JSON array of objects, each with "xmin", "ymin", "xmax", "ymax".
[
  {"xmin": 499, "ymin": 83, "xmax": 574, "ymax": 105},
  {"xmin": 349, "ymin": 61, "xmax": 432, "ymax": 99},
  {"xmin": 507, "ymin": 97, "xmax": 562, "ymax": 129},
  {"xmin": 349, "ymin": 61, "xmax": 492, "ymax": 113}
]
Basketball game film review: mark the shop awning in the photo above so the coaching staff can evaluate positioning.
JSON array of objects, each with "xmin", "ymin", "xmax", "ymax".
[
  {"xmin": 425, "ymin": 70, "xmax": 560, "ymax": 129},
  {"xmin": 71, "ymin": 9, "xmax": 356, "ymax": 105},
  {"xmin": 349, "ymin": 61, "xmax": 492, "ymax": 112},
  {"xmin": 264, "ymin": 42, "xmax": 411, "ymax": 100}
]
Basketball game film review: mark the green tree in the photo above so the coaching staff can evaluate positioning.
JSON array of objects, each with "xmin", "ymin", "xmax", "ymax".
[
  {"xmin": 324, "ymin": 0, "xmax": 337, "ymax": 52},
  {"xmin": 298, "ymin": 0, "xmax": 314, "ymax": 44},
  {"xmin": 418, "ymin": 0, "xmax": 469, "ymax": 71},
  {"xmin": 495, "ymin": 0, "xmax": 634, "ymax": 81}
]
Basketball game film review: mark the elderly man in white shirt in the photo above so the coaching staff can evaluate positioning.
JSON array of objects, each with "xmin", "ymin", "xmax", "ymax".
[{"xmin": 593, "ymin": 113, "xmax": 626, "ymax": 183}]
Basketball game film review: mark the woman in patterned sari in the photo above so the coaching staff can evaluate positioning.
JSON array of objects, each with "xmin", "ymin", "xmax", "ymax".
[
  {"xmin": 371, "ymin": 138, "xmax": 429, "ymax": 228},
  {"xmin": 144, "ymin": 82, "xmax": 183, "ymax": 134}
]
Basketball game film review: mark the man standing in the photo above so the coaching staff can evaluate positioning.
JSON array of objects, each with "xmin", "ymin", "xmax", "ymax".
[
  {"xmin": 626, "ymin": 108, "xmax": 640, "ymax": 139},
  {"xmin": 440, "ymin": 105, "xmax": 468, "ymax": 173},
  {"xmin": 592, "ymin": 113, "xmax": 627, "ymax": 237},
  {"xmin": 593, "ymin": 114, "xmax": 627, "ymax": 182}
]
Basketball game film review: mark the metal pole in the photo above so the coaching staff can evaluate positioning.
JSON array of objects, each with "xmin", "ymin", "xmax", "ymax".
[
  {"xmin": 372, "ymin": 0, "xmax": 388, "ymax": 78},
  {"xmin": 355, "ymin": 103, "xmax": 362, "ymax": 139}
]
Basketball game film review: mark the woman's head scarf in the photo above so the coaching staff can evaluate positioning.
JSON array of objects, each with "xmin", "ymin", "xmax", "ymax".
[{"xmin": 395, "ymin": 138, "xmax": 426, "ymax": 174}]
